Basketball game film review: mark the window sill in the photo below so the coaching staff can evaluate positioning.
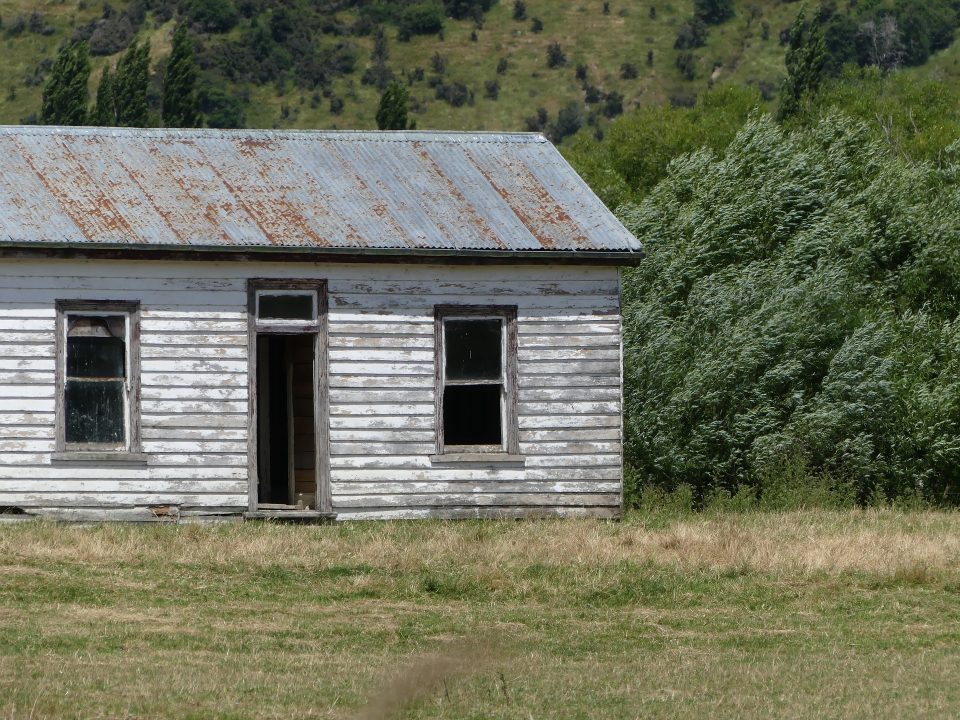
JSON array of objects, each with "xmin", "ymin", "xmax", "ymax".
[
  {"xmin": 51, "ymin": 451, "xmax": 149, "ymax": 466},
  {"xmin": 429, "ymin": 453, "xmax": 525, "ymax": 466}
]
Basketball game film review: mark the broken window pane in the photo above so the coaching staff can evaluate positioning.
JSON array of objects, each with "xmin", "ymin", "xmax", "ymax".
[
  {"xmin": 444, "ymin": 319, "xmax": 502, "ymax": 381},
  {"xmin": 443, "ymin": 384, "xmax": 502, "ymax": 445},
  {"xmin": 259, "ymin": 293, "xmax": 315, "ymax": 321},
  {"xmin": 65, "ymin": 380, "xmax": 125, "ymax": 444}
]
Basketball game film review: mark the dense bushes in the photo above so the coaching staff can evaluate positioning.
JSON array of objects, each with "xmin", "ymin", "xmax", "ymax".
[{"xmin": 617, "ymin": 114, "xmax": 960, "ymax": 506}]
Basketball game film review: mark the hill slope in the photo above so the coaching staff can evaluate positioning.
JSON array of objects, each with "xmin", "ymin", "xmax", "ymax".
[{"xmin": 0, "ymin": 0, "xmax": 809, "ymax": 132}]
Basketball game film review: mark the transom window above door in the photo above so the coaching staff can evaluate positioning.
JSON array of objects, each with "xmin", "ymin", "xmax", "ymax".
[{"xmin": 255, "ymin": 290, "xmax": 317, "ymax": 322}]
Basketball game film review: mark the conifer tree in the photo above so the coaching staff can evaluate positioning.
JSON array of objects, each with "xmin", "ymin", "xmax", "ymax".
[
  {"xmin": 40, "ymin": 41, "xmax": 91, "ymax": 125},
  {"xmin": 162, "ymin": 25, "xmax": 200, "ymax": 128},
  {"xmin": 114, "ymin": 39, "xmax": 151, "ymax": 127},
  {"xmin": 778, "ymin": 7, "xmax": 826, "ymax": 120},
  {"xmin": 375, "ymin": 80, "xmax": 410, "ymax": 130},
  {"xmin": 91, "ymin": 66, "xmax": 116, "ymax": 126}
]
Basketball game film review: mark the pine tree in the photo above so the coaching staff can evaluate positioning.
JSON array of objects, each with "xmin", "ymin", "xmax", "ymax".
[
  {"xmin": 40, "ymin": 41, "xmax": 91, "ymax": 125},
  {"xmin": 375, "ymin": 80, "xmax": 410, "ymax": 130},
  {"xmin": 778, "ymin": 7, "xmax": 826, "ymax": 120},
  {"xmin": 114, "ymin": 39, "xmax": 151, "ymax": 127},
  {"xmin": 91, "ymin": 66, "xmax": 116, "ymax": 126},
  {"xmin": 162, "ymin": 25, "xmax": 200, "ymax": 128}
]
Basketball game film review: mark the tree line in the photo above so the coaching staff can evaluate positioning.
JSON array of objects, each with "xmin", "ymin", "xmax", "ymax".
[{"xmin": 41, "ymin": 24, "xmax": 198, "ymax": 127}]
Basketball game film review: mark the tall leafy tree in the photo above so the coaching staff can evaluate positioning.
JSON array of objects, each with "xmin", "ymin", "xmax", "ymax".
[
  {"xmin": 778, "ymin": 6, "xmax": 826, "ymax": 120},
  {"xmin": 91, "ymin": 66, "xmax": 116, "ymax": 126},
  {"xmin": 40, "ymin": 41, "xmax": 91, "ymax": 125},
  {"xmin": 375, "ymin": 80, "xmax": 410, "ymax": 130},
  {"xmin": 162, "ymin": 25, "xmax": 200, "ymax": 128},
  {"xmin": 114, "ymin": 39, "xmax": 151, "ymax": 127}
]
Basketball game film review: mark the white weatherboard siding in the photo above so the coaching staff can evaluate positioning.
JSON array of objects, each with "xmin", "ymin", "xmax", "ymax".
[{"xmin": 0, "ymin": 259, "xmax": 622, "ymax": 520}]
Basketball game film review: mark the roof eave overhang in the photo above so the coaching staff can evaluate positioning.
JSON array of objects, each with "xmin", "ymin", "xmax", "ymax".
[{"xmin": 0, "ymin": 241, "xmax": 645, "ymax": 266}]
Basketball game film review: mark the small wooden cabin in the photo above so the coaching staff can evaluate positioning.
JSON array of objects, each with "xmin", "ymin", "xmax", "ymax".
[{"xmin": 0, "ymin": 126, "xmax": 641, "ymax": 521}]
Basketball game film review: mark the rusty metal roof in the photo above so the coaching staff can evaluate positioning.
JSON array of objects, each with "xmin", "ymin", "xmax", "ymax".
[{"xmin": 0, "ymin": 126, "xmax": 640, "ymax": 259}]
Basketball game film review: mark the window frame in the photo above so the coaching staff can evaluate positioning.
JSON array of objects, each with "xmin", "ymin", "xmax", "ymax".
[
  {"xmin": 55, "ymin": 300, "xmax": 141, "ymax": 455},
  {"xmin": 434, "ymin": 304, "xmax": 519, "ymax": 457}
]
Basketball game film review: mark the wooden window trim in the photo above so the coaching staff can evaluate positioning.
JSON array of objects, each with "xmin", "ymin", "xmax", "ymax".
[
  {"xmin": 54, "ymin": 300, "xmax": 142, "ymax": 456},
  {"xmin": 251, "ymin": 278, "xmax": 324, "ymax": 334},
  {"xmin": 434, "ymin": 304, "xmax": 519, "ymax": 458}
]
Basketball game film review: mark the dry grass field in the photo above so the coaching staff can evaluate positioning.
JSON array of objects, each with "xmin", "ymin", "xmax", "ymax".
[{"xmin": 2, "ymin": 510, "xmax": 960, "ymax": 719}]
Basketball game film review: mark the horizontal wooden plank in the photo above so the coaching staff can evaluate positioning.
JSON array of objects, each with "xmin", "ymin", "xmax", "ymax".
[
  {"xmin": 331, "ymin": 293, "xmax": 619, "ymax": 310},
  {"xmin": 143, "ymin": 320, "xmax": 247, "ymax": 333},
  {"xmin": 141, "ymin": 387, "xmax": 248, "ymax": 401},
  {"xmin": 0, "ymin": 331, "xmax": 53, "ymax": 343},
  {"xmin": 0, "ymin": 492, "xmax": 245, "ymax": 508},
  {"xmin": 0, "ymin": 319, "xmax": 54, "ymax": 332},
  {"xmin": 518, "ymin": 441, "xmax": 620, "ymax": 455},
  {"xmin": 0, "ymin": 452, "xmax": 247, "ymax": 466},
  {"xmin": 141, "ymin": 440, "xmax": 247, "ymax": 454},
  {"xmin": 328, "ymin": 454, "xmax": 620, "ymax": 470},
  {"xmin": 0, "ymin": 276, "xmax": 244, "ymax": 292},
  {"xmin": 0, "ymin": 426, "xmax": 53, "ymax": 440},
  {"xmin": 141, "ymin": 346, "xmax": 248, "ymax": 360},
  {"xmin": 517, "ymin": 322, "xmax": 619, "ymax": 335},
  {"xmin": 329, "ymin": 389, "xmax": 434, "ymax": 404},
  {"xmin": 333, "ymin": 506, "xmax": 621, "ymax": 520},
  {"xmin": 0, "ymin": 479, "xmax": 246, "ymax": 493},
  {"xmin": 330, "ymin": 467, "xmax": 621, "ymax": 482},
  {"xmin": 141, "ymin": 400, "xmax": 248, "ymax": 414},
  {"xmin": 0, "ymin": 288, "xmax": 246, "ymax": 306},
  {"xmin": 141, "ymin": 359, "xmax": 248, "ymax": 374},
  {"xmin": 0, "ymin": 344, "xmax": 53, "ymax": 359},
  {"xmin": 519, "ymin": 334, "xmax": 619, "ymax": 348},
  {"xmin": 329, "ymin": 416, "xmax": 435, "ymax": 430},
  {"xmin": 518, "ymin": 415, "xmax": 621, "ymax": 429},
  {"xmin": 0, "ymin": 371, "xmax": 54, "ymax": 385},
  {"xmin": 329, "ymin": 280, "xmax": 618, "ymax": 297},
  {"xmin": 0, "ymin": 398, "xmax": 53, "ymax": 412},
  {"xmin": 328, "ymin": 375, "xmax": 432, "ymax": 390},
  {"xmin": 518, "ymin": 347, "xmax": 620, "ymax": 362},
  {"xmin": 0, "ymin": 466, "xmax": 246, "ymax": 480},
  {"xmin": 143, "ymin": 413, "xmax": 248, "ymax": 428},
  {"xmin": 328, "ymin": 335, "xmax": 433, "ymax": 349},
  {"xmin": 142, "ymin": 426, "xmax": 248, "ymax": 441},
  {"xmin": 332, "ymin": 492, "xmax": 620, "ymax": 508},
  {"xmin": 520, "ymin": 428, "xmax": 621, "ymax": 442},
  {"xmin": 0, "ymin": 384, "xmax": 54, "ymax": 398},
  {"xmin": 329, "ymin": 348, "xmax": 433, "ymax": 362},
  {"xmin": 520, "ymin": 361, "xmax": 620, "ymax": 375},
  {"xmin": 0, "ymin": 412, "xmax": 54, "ymax": 425},
  {"xmin": 330, "ymin": 442, "xmax": 434, "ymax": 456},
  {"xmin": 332, "ymin": 481, "xmax": 620, "ymax": 494},
  {"xmin": 140, "ymin": 333, "xmax": 248, "ymax": 346},
  {"xmin": 329, "ymin": 403, "xmax": 434, "ymax": 417},
  {"xmin": 519, "ymin": 375, "xmax": 619, "ymax": 389},
  {"xmin": 142, "ymin": 372, "xmax": 247, "ymax": 388},
  {"xmin": 329, "ymin": 429, "xmax": 435, "ymax": 442},
  {"xmin": 518, "ymin": 387, "xmax": 620, "ymax": 402},
  {"xmin": 519, "ymin": 401, "xmax": 620, "ymax": 415},
  {"xmin": 329, "ymin": 362, "xmax": 433, "ymax": 376},
  {"xmin": 329, "ymin": 323, "xmax": 433, "ymax": 336}
]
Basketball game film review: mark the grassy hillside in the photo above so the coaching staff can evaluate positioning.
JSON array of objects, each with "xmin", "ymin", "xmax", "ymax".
[{"xmin": 0, "ymin": 0, "xmax": 808, "ymax": 131}]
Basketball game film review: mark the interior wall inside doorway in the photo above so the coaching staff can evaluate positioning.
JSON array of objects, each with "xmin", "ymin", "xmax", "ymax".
[{"xmin": 256, "ymin": 334, "xmax": 316, "ymax": 507}]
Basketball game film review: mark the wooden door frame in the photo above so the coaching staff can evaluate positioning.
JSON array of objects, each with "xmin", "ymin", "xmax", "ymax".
[{"xmin": 246, "ymin": 279, "xmax": 330, "ymax": 513}]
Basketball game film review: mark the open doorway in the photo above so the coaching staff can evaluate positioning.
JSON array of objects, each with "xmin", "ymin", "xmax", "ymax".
[{"xmin": 255, "ymin": 334, "xmax": 316, "ymax": 508}]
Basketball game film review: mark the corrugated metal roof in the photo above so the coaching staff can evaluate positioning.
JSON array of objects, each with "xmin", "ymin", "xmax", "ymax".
[{"xmin": 0, "ymin": 126, "xmax": 640, "ymax": 257}]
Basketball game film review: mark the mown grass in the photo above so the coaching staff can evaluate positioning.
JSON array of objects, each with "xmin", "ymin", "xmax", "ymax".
[{"xmin": 2, "ymin": 510, "xmax": 960, "ymax": 718}]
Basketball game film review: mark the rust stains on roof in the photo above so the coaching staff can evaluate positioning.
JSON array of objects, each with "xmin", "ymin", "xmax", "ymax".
[{"xmin": 0, "ymin": 127, "xmax": 641, "ymax": 255}]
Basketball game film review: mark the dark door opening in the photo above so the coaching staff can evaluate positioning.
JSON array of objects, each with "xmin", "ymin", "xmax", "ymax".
[{"xmin": 256, "ymin": 334, "xmax": 316, "ymax": 508}]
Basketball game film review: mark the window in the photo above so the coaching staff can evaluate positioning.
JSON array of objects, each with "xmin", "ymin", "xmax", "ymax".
[
  {"xmin": 256, "ymin": 290, "xmax": 317, "ymax": 323},
  {"xmin": 435, "ymin": 305, "xmax": 518, "ymax": 455},
  {"xmin": 56, "ymin": 301, "xmax": 140, "ymax": 453}
]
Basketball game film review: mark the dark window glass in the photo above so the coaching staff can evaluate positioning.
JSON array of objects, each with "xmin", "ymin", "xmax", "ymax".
[
  {"xmin": 65, "ymin": 380, "xmax": 125, "ymax": 444},
  {"xmin": 259, "ymin": 293, "xmax": 315, "ymax": 321},
  {"xmin": 66, "ymin": 337, "xmax": 125, "ymax": 378},
  {"xmin": 444, "ymin": 319, "xmax": 502, "ymax": 381},
  {"xmin": 443, "ymin": 385, "xmax": 502, "ymax": 445}
]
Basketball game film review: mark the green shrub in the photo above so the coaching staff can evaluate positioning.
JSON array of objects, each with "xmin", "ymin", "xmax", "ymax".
[
  {"xmin": 617, "ymin": 113, "xmax": 960, "ymax": 506},
  {"xmin": 397, "ymin": 1, "xmax": 444, "ymax": 41}
]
